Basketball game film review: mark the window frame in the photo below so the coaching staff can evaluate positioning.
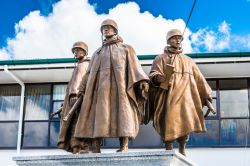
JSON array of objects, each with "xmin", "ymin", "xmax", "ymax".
[
  {"xmin": 21, "ymin": 82, "xmax": 66, "ymax": 149},
  {"xmin": 1, "ymin": 76, "xmax": 250, "ymax": 149},
  {"xmin": 0, "ymin": 84, "xmax": 21, "ymax": 149}
]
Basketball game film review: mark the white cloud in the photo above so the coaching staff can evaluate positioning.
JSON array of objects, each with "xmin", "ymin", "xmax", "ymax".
[
  {"xmin": 0, "ymin": 49, "xmax": 8, "ymax": 60},
  {"xmin": 0, "ymin": 0, "xmax": 192, "ymax": 60},
  {"xmin": 191, "ymin": 21, "xmax": 250, "ymax": 52},
  {"xmin": 232, "ymin": 34, "xmax": 250, "ymax": 51},
  {"xmin": 191, "ymin": 21, "xmax": 231, "ymax": 52}
]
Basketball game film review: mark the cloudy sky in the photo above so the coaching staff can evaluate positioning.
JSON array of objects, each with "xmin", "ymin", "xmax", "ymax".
[{"xmin": 0, "ymin": 0, "xmax": 250, "ymax": 60}]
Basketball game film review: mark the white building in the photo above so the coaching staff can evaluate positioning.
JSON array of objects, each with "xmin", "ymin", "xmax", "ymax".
[{"xmin": 0, "ymin": 52, "xmax": 250, "ymax": 166}]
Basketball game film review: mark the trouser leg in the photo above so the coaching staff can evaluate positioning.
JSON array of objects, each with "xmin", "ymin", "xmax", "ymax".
[
  {"xmin": 116, "ymin": 137, "xmax": 129, "ymax": 152},
  {"xmin": 165, "ymin": 140, "xmax": 174, "ymax": 150},
  {"xmin": 71, "ymin": 137, "xmax": 81, "ymax": 154},
  {"xmin": 92, "ymin": 138, "xmax": 102, "ymax": 153},
  {"xmin": 177, "ymin": 134, "xmax": 189, "ymax": 156},
  {"xmin": 78, "ymin": 138, "xmax": 91, "ymax": 154}
]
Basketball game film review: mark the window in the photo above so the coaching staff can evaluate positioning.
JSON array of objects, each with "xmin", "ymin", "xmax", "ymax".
[
  {"xmin": 22, "ymin": 84, "xmax": 66, "ymax": 148},
  {"xmin": 0, "ymin": 122, "xmax": 18, "ymax": 148},
  {"xmin": 0, "ymin": 85, "xmax": 20, "ymax": 148},
  {"xmin": 191, "ymin": 79, "xmax": 250, "ymax": 147},
  {"xmin": 219, "ymin": 80, "xmax": 249, "ymax": 118},
  {"xmin": 1, "ymin": 77, "xmax": 250, "ymax": 149},
  {"xmin": 191, "ymin": 120, "xmax": 219, "ymax": 146},
  {"xmin": 24, "ymin": 84, "xmax": 51, "ymax": 120},
  {"xmin": 49, "ymin": 84, "xmax": 67, "ymax": 147},
  {"xmin": 23, "ymin": 122, "xmax": 49, "ymax": 147},
  {"xmin": 0, "ymin": 85, "xmax": 21, "ymax": 121},
  {"xmin": 51, "ymin": 84, "xmax": 66, "ymax": 119},
  {"xmin": 220, "ymin": 119, "xmax": 249, "ymax": 146}
]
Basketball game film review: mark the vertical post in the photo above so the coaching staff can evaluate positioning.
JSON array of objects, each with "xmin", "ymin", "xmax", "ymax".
[{"xmin": 4, "ymin": 65, "xmax": 25, "ymax": 155}]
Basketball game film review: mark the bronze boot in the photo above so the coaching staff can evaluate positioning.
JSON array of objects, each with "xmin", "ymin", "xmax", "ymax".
[
  {"xmin": 92, "ymin": 138, "xmax": 102, "ymax": 153},
  {"xmin": 178, "ymin": 142, "xmax": 186, "ymax": 156},
  {"xmin": 57, "ymin": 142, "xmax": 65, "ymax": 150},
  {"xmin": 165, "ymin": 141, "xmax": 173, "ymax": 150},
  {"xmin": 79, "ymin": 139, "xmax": 90, "ymax": 154},
  {"xmin": 117, "ymin": 137, "xmax": 129, "ymax": 152},
  {"xmin": 72, "ymin": 146, "xmax": 81, "ymax": 154},
  {"xmin": 177, "ymin": 135, "xmax": 189, "ymax": 156}
]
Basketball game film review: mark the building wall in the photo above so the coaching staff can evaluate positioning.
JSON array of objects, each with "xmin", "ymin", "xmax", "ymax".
[
  {"xmin": 0, "ymin": 60, "xmax": 250, "ymax": 165},
  {"xmin": 1, "ymin": 78, "xmax": 249, "ymax": 149}
]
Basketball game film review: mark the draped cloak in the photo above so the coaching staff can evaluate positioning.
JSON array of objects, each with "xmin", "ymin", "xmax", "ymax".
[
  {"xmin": 57, "ymin": 58, "xmax": 89, "ymax": 150},
  {"xmin": 74, "ymin": 36, "xmax": 149, "ymax": 139},
  {"xmin": 149, "ymin": 50, "xmax": 212, "ymax": 141}
]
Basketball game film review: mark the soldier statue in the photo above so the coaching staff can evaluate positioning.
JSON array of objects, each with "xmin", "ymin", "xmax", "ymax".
[
  {"xmin": 57, "ymin": 41, "xmax": 90, "ymax": 154},
  {"xmin": 74, "ymin": 19, "xmax": 149, "ymax": 153},
  {"xmin": 148, "ymin": 29, "xmax": 213, "ymax": 156}
]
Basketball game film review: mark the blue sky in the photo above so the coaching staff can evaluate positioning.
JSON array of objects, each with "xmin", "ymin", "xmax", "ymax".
[{"xmin": 1, "ymin": 0, "xmax": 250, "ymax": 59}]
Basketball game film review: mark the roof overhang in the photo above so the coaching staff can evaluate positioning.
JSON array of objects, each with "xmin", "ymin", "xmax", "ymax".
[{"xmin": 1, "ymin": 55, "xmax": 250, "ymax": 84}]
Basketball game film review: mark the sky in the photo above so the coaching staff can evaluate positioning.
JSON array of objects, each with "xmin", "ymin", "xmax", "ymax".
[{"xmin": 0, "ymin": 0, "xmax": 250, "ymax": 60}]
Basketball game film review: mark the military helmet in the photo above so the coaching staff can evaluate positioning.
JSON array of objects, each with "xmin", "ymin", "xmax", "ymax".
[
  {"xmin": 71, "ymin": 41, "xmax": 88, "ymax": 54},
  {"xmin": 100, "ymin": 19, "xmax": 118, "ymax": 33},
  {"xmin": 166, "ymin": 29, "xmax": 183, "ymax": 42}
]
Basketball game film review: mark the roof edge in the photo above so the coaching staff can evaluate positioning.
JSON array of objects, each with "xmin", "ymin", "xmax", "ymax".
[{"xmin": 1, "ymin": 52, "xmax": 250, "ymax": 65}]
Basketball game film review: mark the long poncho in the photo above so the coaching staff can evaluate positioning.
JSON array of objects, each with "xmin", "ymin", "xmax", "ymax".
[
  {"xmin": 74, "ymin": 36, "xmax": 149, "ymax": 139},
  {"xmin": 149, "ymin": 50, "xmax": 212, "ymax": 141},
  {"xmin": 57, "ymin": 59, "xmax": 89, "ymax": 150}
]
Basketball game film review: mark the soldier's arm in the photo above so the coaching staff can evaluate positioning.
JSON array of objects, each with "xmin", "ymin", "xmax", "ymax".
[
  {"xmin": 78, "ymin": 72, "xmax": 89, "ymax": 96},
  {"xmin": 149, "ymin": 55, "xmax": 166, "ymax": 86}
]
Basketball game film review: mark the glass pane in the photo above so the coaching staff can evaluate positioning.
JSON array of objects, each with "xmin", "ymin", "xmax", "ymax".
[
  {"xmin": 219, "ymin": 80, "xmax": 249, "ymax": 117},
  {"xmin": 0, "ymin": 122, "xmax": 18, "ymax": 147},
  {"xmin": 0, "ymin": 85, "xmax": 21, "ymax": 121},
  {"xmin": 52, "ymin": 101, "xmax": 64, "ymax": 119},
  {"xmin": 25, "ymin": 84, "xmax": 51, "ymax": 120},
  {"xmin": 23, "ymin": 122, "xmax": 48, "ymax": 147},
  {"xmin": 141, "ymin": 65, "xmax": 151, "ymax": 75},
  {"xmin": 192, "ymin": 120, "xmax": 219, "ymax": 146},
  {"xmin": 50, "ymin": 122, "xmax": 60, "ymax": 147},
  {"xmin": 131, "ymin": 122, "xmax": 162, "ymax": 148},
  {"xmin": 103, "ymin": 138, "xmax": 120, "ymax": 148},
  {"xmin": 248, "ymin": 120, "xmax": 250, "ymax": 146},
  {"xmin": 220, "ymin": 119, "xmax": 249, "ymax": 145},
  {"xmin": 207, "ymin": 81, "xmax": 216, "ymax": 97},
  {"xmin": 203, "ymin": 99, "xmax": 217, "ymax": 117},
  {"xmin": 53, "ymin": 84, "xmax": 67, "ymax": 100}
]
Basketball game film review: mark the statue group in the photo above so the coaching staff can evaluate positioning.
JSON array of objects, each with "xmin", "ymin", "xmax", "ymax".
[{"xmin": 52, "ymin": 19, "xmax": 214, "ymax": 156}]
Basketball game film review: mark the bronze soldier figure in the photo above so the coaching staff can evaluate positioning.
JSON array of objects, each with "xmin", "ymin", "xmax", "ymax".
[
  {"xmin": 148, "ymin": 29, "xmax": 213, "ymax": 156},
  {"xmin": 57, "ymin": 41, "xmax": 90, "ymax": 154},
  {"xmin": 74, "ymin": 19, "xmax": 149, "ymax": 153}
]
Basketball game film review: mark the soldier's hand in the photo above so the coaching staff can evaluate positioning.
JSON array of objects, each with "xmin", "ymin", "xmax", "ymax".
[
  {"xmin": 77, "ymin": 91, "xmax": 85, "ymax": 98},
  {"xmin": 140, "ymin": 81, "xmax": 149, "ymax": 91},
  {"xmin": 205, "ymin": 98, "xmax": 216, "ymax": 115},
  {"xmin": 69, "ymin": 95, "xmax": 78, "ymax": 106},
  {"xmin": 155, "ymin": 74, "xmax": 166, "ymax": 83},
  {"xmin": 207, "ymin": 95, "xmax": 213, "ymax": 103},
  {"xmin": 139, "ymin": 81, "xmax": 149, "ymax": 100}
]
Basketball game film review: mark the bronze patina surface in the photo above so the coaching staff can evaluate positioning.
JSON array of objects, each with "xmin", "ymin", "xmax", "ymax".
[
  {"xmin": 57, "ymin": 41, "xmax": 90, "ymax": 154},
  {"xmin": 74, "ymin": 19, "xmax": 149, "ymax": 153},
  {"xmin": 148, "ymin": 29, "xmax": 213, "ymax": 156}
]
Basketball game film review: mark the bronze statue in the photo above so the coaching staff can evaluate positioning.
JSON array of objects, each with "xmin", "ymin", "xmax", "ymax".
[
  {"xmin": 148, "ymin": 29, "xmax": 213, "ymax": 156},
  {"xmin": 57, "ymin": 41, "xmax": 90, "ymax": 154},
  {"xmin": 74, "ymin": 19, "xmax": 149, "ymax": 153}
]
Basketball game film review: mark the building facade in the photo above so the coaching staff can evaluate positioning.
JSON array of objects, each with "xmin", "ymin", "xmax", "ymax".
[{"xmin": 0, "ymin": 52, "xmax": 250, "ymax": 165}]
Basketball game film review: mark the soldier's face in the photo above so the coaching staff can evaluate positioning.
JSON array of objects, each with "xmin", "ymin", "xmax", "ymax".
[
  {"xmin": 73, "ymin": 48, "xmax": 85, "ymax": 60},
  {"xmin": 102, "ymin": 25, "xmax": 116, "ymax": 38},
  {"xmin": 168, "ymin": 35, "xmax": 183, "ymax": 48}
]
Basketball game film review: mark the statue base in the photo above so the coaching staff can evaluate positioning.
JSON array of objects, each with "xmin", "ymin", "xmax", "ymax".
[{"xmin": 13, "ymin": 150, "xmax": 197, "ymax": 166}]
